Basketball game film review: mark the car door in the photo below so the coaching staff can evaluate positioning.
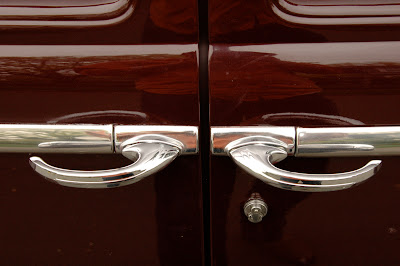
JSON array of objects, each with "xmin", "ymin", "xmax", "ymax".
[
  {"xmin": 209, "ymin": 0, "xmax": 400, "ymax": 265},
  {"xmin": 0, "ymin": 0, "xmax": 203, "ymax": 265}
]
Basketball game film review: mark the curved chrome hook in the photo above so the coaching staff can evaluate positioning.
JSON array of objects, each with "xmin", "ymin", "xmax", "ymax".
[
  {"xmin": 29, "ymin": 135, "xmax": 183, "ymax": 189},
  {"xmin": 228, "ymin": 137, "xmax": 382, "ymax": 192}
]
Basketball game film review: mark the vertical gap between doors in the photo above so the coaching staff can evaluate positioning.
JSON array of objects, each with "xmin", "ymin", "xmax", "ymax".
[{"xmin": 198, "ymin": 0, "xmax": 210, "ymax": 264}]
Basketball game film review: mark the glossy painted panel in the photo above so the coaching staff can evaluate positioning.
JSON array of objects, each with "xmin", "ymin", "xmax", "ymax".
[
  {"xmin": 0, "ymin": 44, "xmax": 202, "ymax": 264},
  {"xmin": 210, "ymin": 43, "xmax": 400, "ymax": 126},
  {"xmin": 209, "ymin": 0, "xmax": 400, "ymax": 43},
  {"xmin": 288, "ymin": 0, "xmax": 400, "ymax": 4},
  {"xmin": 1, "ymin": 154, "xmax": 203, "ymax": 265},
  {"xmin": 209, "ymin": 43, "xmax": 400, "ymax": 264},
  {"xmin": 275, "ymin": 0, "xmax": 400, "ymax": 17},
  {"xmin": 0, "ymin": 0, "xmax": 118, "ymax": 6},
  {"xmin": 0, "ymin": 0, "xmax": 132, "ymax": 22},
  {"xmin": 0, "ymin": 0, "xmax": 197, "ymax": 44},
  {"xmin": 210, "ymin": 156, "xmax": 400, "ymax": 265},
  {"xmin": 0, "ymin": 45, "xmax": 198, "ymax": 125},
  {"xmin": 0, "ymin": 0, "xmax": 201, "ymax": 263}
]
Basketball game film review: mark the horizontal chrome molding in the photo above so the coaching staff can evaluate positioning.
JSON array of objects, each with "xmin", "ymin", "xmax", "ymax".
[
  {"xmin": 297, "ymin": 127, "xmax": 400, "ymax": 157},
  {"xmin": 0, "ymin": 124, "xmax": 113, "ymax": 153},
  {"xmin": 115, "ymin": 125, "xmax": 198, "ymax": 155},
  {"xmin": 0, "ymin": 0, "xmax": 134, "ymax": 28},
  {"xmin": 0, "ymin": 124, "xmax": 198, "ymax": 155},
  {"xmin": 212, "ymin": 126, "xmax": 400, "ymax": 157},
  {"xmin": 211, "ymin": 126, "xmax": 296, "ymax": 155}
]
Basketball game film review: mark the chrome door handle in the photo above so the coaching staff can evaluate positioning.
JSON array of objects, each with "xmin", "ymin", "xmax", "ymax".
[
  {"xmin": 30, "ymin": 135, "xmax": 183, "ymax": 189},
  {"xmin": 211, "ymin": 126, "xmax": 400, "ymax": 192},
  {"xmin": 227, "ymin": 136, "xmax": 381, "ymax": 192},
  {"xmin": 0, "ymin": 124, "xmax": 198, "ymax": 188}
]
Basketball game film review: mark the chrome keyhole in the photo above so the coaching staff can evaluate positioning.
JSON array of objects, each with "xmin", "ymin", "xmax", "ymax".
[{"xmin": 244, "ymin": 197, "xmax": 268, "ymax": 223}]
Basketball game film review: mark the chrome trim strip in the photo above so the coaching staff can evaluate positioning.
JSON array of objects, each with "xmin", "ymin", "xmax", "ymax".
[
  {"xmin": 115, "ymin": 125, "xmax": 198, "ymax": 155},
  {"xmin": 297, "ymin": 126, "xmax": 400, "ymax": 157},
  {"xmin": 211, "ymin": 126, "xmax": 296, "ymax": 155},
  {"xmin": 0, "ymin": 124, "xmax": 198, "ymax": 155},
  {"xmin": 0, "ymin": 124, "xmax": 113, "ymax": 153},
  {"xmin": 212, "ymin": 126, "xmax": 400, "ymax": 157}
]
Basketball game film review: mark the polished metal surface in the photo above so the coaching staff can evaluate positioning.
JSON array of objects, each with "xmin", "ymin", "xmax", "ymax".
[
  {"xmin": 0, "ymin": 124, "xmax": 198, "ymax": 188},
  {"xmin": 212, "ymin": 126, "xmax": 400, "ymax": 157},
  {"xmin": 0, "ymin": 124, "xmax": 113, "ymax": 153},
  {"xmin": 0, "ymin": 124, "xmax": 198, "ymax": 155},
  {"xmin": 211, "ymin": 126, "xmax": 295, "ymax": 155},
  {"xmin": 0, "ymin": 0, "xmax": 134, "ymax": 27},
  {"xmin": 297, "ymin": 127, "xmax": 400, "ymax": 157},
  {"xmin": 30, "ymin": 135, "xmax": 183, "ymax": 188},
  {"xmin": 115, "ymin": 125, "xmax": 198, "ymax": 155},
  {"xmin": 229, "ymin": 138, "xmax": 382, "ymax": 192},
  {"xmin": 243, "ymin": 198, "xmax": 268, "ymax": 223},
  {"xmin": 210, "ymin": 126, "xmax": 400, "ymax": 192}
]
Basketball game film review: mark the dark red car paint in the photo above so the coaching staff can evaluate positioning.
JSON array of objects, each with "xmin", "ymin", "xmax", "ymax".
[
  {"xmin": 1, "ymin": 0, "xmax": 400, "ymax": 265},
  {"xmin": 0, "ymin": 1, "xmax": 202, "ymax": 264},
  {"xmin": 209, "ymin": 1, "xmax": 400, "ymax": 265}
]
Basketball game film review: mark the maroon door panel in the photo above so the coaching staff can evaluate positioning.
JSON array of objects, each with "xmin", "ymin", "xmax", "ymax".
[
  {"xmin": 209, "ymin": 43, "xmax": 400, "ymax": 265},
  {"xmin": 0, "ymin": 44, "xmax": 202, "ymax": 264},
  {"xmin": 0, "ymin": 0, "xmax": 203, "ymax": 264},
  {"xmin": 209, "ymin": 0, "xmax": 400, "ymax": 264}
]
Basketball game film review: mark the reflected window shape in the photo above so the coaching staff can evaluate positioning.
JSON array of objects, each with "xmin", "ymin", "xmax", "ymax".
[
  {"xmin": 271, "ymin": 0, "xmax": 400, "ymax": 25},
  {"xmin": 0, "ymin": 0, "xmax": 135, "ymax": 27}
]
